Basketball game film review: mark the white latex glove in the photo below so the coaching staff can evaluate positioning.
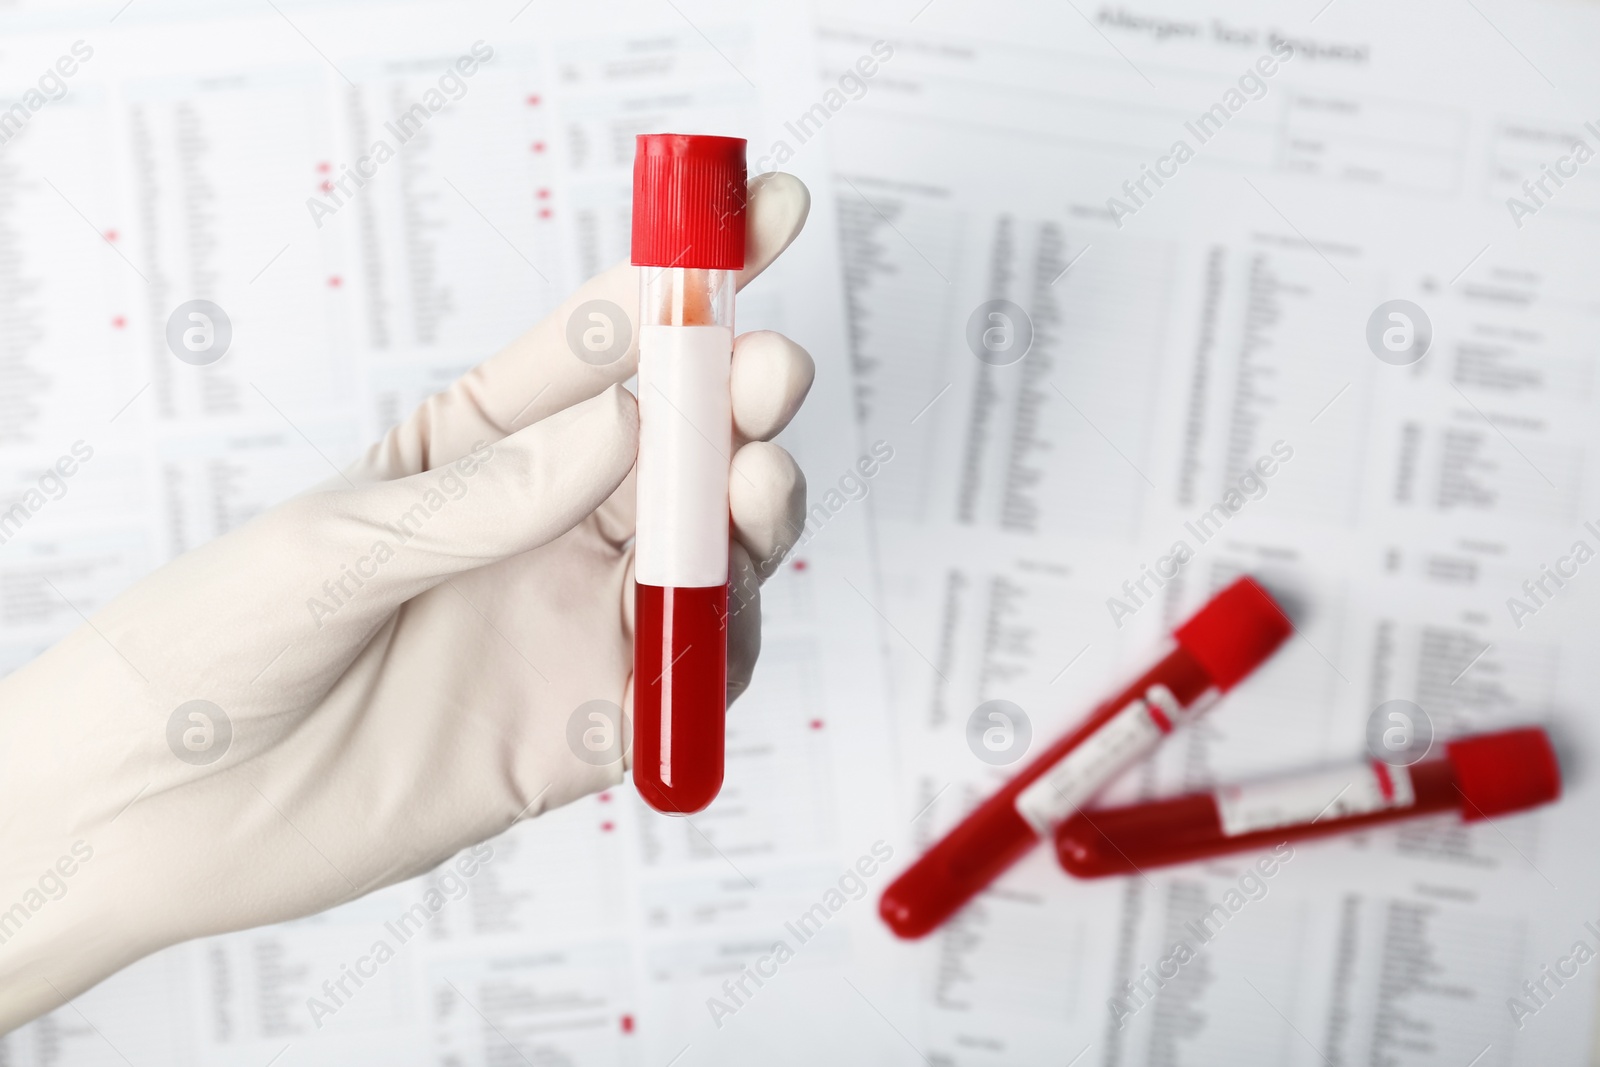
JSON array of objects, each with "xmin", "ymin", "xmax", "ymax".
[{"xmin": 0, "ymin": 174, "xmax": 815, "ymax": 1031}]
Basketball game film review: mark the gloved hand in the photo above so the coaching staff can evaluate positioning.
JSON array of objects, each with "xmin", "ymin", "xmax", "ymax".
[{"xmin": 0, "ymin": 174, "xmax": 815, "ymax": 1031}]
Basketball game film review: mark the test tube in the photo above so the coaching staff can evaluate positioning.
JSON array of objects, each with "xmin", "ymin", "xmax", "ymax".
[
  {"xmin": 1054, "ymin": 726, "xmax": 1562, "ymax": 877},
  {"xmin": 878, "ymin": 577, "xmax": 1292, "ymax": 939},
  {"xmin": 631, "ymin": 134, "xmax": 747, "ymax": 814}
]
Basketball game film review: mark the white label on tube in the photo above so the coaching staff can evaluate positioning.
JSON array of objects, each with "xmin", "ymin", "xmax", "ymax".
[
  {"xmin": 1013, "ymin": 695, "xmax": 1165, "ymax": 836},
  {"xmin": 635, "ymin": 324, "xmax": 732, "ymax": 588},
  {"xmin": 1215, "ymin": 761, "xmax": 1415, "ymax": 837}
]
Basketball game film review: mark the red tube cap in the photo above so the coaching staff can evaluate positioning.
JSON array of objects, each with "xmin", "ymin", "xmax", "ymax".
[
  {"xmin": 1173, "ymin": 576, "xmax": 1292, "ymax": 691},
  {"xmin": 632, "ymin": 134, "xmax": 747, "ymax": 271},
  {"xmin": 1447, "ymin": 726, "xmax": 1561, "ymax": 820}
]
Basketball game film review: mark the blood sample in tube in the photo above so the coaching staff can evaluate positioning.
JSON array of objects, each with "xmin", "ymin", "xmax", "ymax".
[
  {"xmin": 630, "ymin": 134, "xmax": 746, "ymax": 815},
  {"xmin": 878, "ymin": 576, "xmax": 1292, "ymax": 939},
  {"xmin": 1054, "ymin": 726, "xmax": 1561, "ymax": 877}
]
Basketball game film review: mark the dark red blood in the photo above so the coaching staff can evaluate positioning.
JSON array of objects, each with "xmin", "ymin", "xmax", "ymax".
[{"xmin": 633, "ymin": 583, "xmax": 727, "ymax": 814}]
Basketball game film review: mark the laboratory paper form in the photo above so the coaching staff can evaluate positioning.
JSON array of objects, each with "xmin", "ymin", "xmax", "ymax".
[
  {"xmin": 0, "ymin": 1, "xmax": 898, "ymax": 1064},
  {"xmin": 819, "ymin": 0, "xmax": 1600, "ymax": 1064}
]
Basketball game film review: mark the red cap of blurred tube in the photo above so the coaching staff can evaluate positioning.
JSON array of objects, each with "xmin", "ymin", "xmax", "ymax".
[
  {"xmin": 1173, "ymin": 577, "xmax": 1292, "ymax": 691},
  {"xmin": 631, "ymin": 134, "xmax": 747, "ymax": 271},
  {"xmin": 1447, "ymin": 726, "xmax": 1561, "ymax": 820}
]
